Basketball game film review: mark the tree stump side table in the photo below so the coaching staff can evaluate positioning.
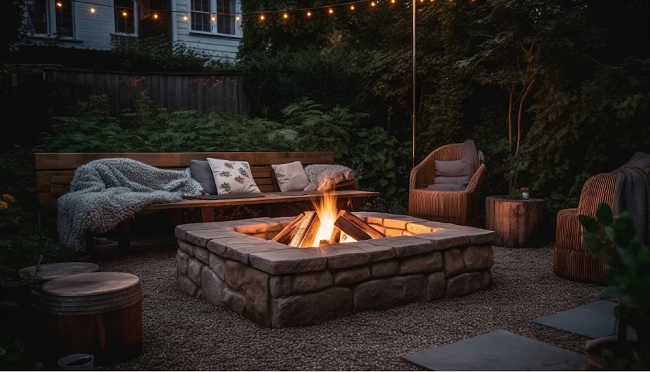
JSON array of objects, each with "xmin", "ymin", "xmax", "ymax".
[{"xmin": 485, "ymin": 196, "xmax": 545, "ymax": 248}]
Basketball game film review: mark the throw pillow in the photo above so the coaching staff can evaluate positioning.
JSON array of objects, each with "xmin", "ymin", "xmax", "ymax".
[
  {"xmin": 434, "ymin": 160, "xmax": 471, "ymax": 177},
  {"xmin": 207, "ymin": 158, "xmax": 261, "ymax": 194},
  {"xmin": 189, "ymin": 160, "xmax": 218, "ymax": 195},
  {"xmin": 303, "ymin": 164, "xmax": 355, "ymax": 191},
  {"xmin": 272, "ymin": 161, "xmax": 309, "ymax": 192}
]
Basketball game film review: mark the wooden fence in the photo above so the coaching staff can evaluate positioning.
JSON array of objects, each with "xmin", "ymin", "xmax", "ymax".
[{"xmin": 43, "ymin": 69, "xmax": 248, "ymax": 116}]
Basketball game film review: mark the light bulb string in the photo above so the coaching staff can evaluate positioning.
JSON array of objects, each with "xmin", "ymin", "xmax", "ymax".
[{"xmin": 69, "ymin": 0, "xmax": 450, "ymax": 18}]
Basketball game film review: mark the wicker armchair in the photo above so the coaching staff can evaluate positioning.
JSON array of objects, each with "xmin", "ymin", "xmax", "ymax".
[
  {"xmin": 554, "ymin": 167, "xmax": 650, "ymax": 284},
  {"xmin": 409, "ymin": 144, "xmax": 486, "ymax": 226}
]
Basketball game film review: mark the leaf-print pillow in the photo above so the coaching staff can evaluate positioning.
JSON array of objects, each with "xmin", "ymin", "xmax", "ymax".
[{"xmin": 207, "ymin": 158, "xmax": 261, "ymax": 194}]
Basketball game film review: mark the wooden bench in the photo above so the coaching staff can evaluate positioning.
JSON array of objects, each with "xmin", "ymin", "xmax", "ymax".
[{"xmin": 35, "ymin": 152, "xmax": 378, "ymax": 252}]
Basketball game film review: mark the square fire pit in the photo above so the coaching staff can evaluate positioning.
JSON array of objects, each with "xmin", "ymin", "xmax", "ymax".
[{"xmin": 175, "ymin": 212, "xmax": 496, "ymax": 328}]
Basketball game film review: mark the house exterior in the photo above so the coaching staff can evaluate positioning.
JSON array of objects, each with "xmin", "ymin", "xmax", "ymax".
[{"xmin": 23, "ymin": 0, "xmax": 242, "ymax": 60}]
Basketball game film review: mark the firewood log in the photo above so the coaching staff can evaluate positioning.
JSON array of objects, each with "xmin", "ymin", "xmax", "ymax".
[
  {"xmin": 334, "ymin": 210, "xmax": 385, "ymax": 241},
  {"xmin": 272, "ymin": 212, "xmax": 306, "ymax": 244}
]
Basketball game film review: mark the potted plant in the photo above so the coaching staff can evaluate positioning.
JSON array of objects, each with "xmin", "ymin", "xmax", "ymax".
[{"xmin": 579, "ymin": 203, "xmax": 649, "ymax": 370}]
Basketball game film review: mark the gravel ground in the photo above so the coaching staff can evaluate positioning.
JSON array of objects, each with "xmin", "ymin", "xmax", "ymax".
[{"xmin": 95, "ymin": 237, "xmax": 602, "ymax": 370}]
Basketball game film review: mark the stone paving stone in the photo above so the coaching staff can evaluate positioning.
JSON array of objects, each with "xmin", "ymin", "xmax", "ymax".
[
  {"xmin": 399, "ymin": 252, "xmax": 442, "ymax": 274},
  {"xmin": 534, "ymin": 300, "xmax": 636, "ymax": 339},
  {"xmin": 446, "ymin": 272, "xmax": 482, "ymax": 297},
  {"xmin": 462, "ymin": 245, "xmax": 494, "ymax": 270},
  {"xmin": 272, "ymin": 287, "xmax": 353, "ymax": 328},
  {"xmin": 182, "ymin": 229, "xmax": 242, "ymax": 247},
  {"xmin": 403, "ymin": 330, "xmax": 585, "ymax": 371},
  {"xmin": 332, "ymin": 267, "xmax": 370, "ymax": 286},
  {"xmin": 249, "ymin": 249, "xmax": 327, "ymax": 274},
  {"xmin": 353, "ymin": 275, "xmax": 425, "ymax": 312},
  {"xmin": 319, "ymin": 243, "xmax": 372, "ymax": 269},
  {"xmin": 367, "ymin": 236, "xmax": 436, "ymax": 257},
  {"xmin": 222, "ymin": 240, "xmax": 289, "ymax": 264}
]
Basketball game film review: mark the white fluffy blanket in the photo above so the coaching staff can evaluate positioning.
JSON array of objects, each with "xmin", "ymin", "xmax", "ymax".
[{"xmin": 58, "ymin": 158, "xmax": 204, "ymax": 250}]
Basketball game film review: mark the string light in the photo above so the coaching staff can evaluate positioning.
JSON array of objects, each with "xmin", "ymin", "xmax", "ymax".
[
  {"xmin": 283, "ymin": 12, "xmax": 289, "ymax": 19},
  {"xmin": 350, "ymin": 5, "xmax": 355, "ymax": 10},
  {"xmin": 235, "ymin": 14, "xmax": 240, "ymax": 21},
  {"xmin": 56, "ymin": 1, "xmax": 62, "ymax": 7},
  {"xmin": 306, "ymin": 11, "xmax": 312, "ymax": 17},
  {"xmin": 153, "ymin": 13, "xmax": 159, "ymax": 19},
  {"xmin": 90, "ymin": 5, "xmax": 95, "ymax": 13},
  {"xmin": 391, "ymin": 0, "xmax": 396, "ymax": 3},
  {"xmin": 122, "ymin": 10, "xmax": 128, "ymax": 16},
  {"xmin": 211, "ymin": 15, "xmax": 216, "ymax": 21},
  {"xmin": 420, "ymin": 0, "xmax": 425, "ymax": 3},
  {"xmin": 183, "ymin": 14, "xmax": 188, "ymax": 21},
  {"xmin": 328, "ymin": 8, "xmax": 334, "ymax": 14},
  {"xmin": 259, "ymin": 14, "xmax": 265, "ymax": 20},
  {"xmin": 370, "ymin": 1, "xmax": 376, "ymax": 6}
]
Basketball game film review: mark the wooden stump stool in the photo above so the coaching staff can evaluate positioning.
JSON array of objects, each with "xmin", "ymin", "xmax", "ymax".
[
  {"xmin": 20, "ymin": 262, "xmax": 99, "ymax": 282},
  {"xmin": 485, "ymin": 196, "xmax": 545, "ymax": 248},
  {"xmin": 39, "ymin": 272, "xmax": 142, "ymax": 366}
]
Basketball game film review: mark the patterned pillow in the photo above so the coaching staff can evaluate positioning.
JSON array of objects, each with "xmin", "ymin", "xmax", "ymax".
[{"xmin": 207, "ymin": 158, "xmax": 261, "ymax": 194}]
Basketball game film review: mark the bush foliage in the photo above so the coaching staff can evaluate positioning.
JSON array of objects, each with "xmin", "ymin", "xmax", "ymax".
[
  {"xmin": 47, "ymin": 95, "xmax": 410, "ymax": 198},
  {"xmin": 238, "ymin": 0, "xmax": 650, "ymax": 217}
]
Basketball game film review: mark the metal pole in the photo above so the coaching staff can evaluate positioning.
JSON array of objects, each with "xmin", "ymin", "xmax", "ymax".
[{"xmin": 412, "ymin": 0, "xmax": 416, "ymax": 169}]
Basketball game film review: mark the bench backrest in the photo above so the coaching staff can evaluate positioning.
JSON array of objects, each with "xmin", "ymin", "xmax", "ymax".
[{"xmin": 35, "ymin": 152, "xmax": 334, "ymax": 207}]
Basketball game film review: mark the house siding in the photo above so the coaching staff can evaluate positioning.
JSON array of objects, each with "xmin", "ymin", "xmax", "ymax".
[
  {"xmin": 26, "ymin": 0, "xmax": 115, "ymax": 50},
  {"xmin": 172, "ymin": 0, "xmax": 241, "ymax": 60}
]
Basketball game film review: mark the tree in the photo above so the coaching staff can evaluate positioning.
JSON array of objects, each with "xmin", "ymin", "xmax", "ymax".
[{"xmin": 1, "ymin": 0, "xmax": 26, "ymax": 63}]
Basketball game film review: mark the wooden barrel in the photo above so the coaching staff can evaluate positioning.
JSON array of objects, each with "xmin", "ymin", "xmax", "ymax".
[
  {"xmin": 485, "ymin": 196, "xmax": 545, "ymax": 248},
  {"xmin": 39, "ymin": 272, "xmax": 142, "ymax": 366},
  {"xmin": 20, "ymin": 262, "xmax": 99, "ymax": 282}
]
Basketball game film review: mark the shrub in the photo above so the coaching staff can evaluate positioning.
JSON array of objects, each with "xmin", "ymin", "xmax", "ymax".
[{"xmin": 46, "ymin": 95, "xmax": 410, "ymax": 199}]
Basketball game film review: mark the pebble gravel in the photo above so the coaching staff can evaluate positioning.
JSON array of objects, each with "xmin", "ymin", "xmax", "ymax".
[{"xmin": 96, "ymin": 237, "xmax": 602, "ymax": 370}]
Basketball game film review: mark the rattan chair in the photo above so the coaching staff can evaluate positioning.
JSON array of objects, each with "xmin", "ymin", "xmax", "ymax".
[
  {"xmin": 554, "ymin": 167, "xmax": 650, "ymax": 284},
  {"xmin": 409, "ymin": 143, "xmax": 486, "ymax": 226}
]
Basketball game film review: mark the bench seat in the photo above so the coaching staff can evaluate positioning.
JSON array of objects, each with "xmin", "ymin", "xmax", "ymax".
[{"xmin": 35, "ymin": 152, "xmax": 378, "ymax": 253}]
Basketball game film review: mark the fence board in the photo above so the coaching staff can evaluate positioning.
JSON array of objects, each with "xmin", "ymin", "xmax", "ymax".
[{"xmin": 43, "ymin": 69, "xmax": 248, "ymax": 116}]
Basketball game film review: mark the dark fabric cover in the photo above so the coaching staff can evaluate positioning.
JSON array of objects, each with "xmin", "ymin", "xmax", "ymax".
[
  {"xmin": 190, "ymin": 160, "xmax": 218, "ymax": 195},
  {"xmin": 613, "ymin": 153, "xmax": 650, "ymax": 245}
]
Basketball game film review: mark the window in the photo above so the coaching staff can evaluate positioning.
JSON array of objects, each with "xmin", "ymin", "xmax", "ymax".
[
  {"xmin": 114, "ymin": 0, "xmax": 137, "ymax": 35},
  {"xmin": 25, "ymin": 0, "xmax": 74, "ymax": 37},
  {"xmin": 55, "ymin": 0, "xmax": 73, "ymax": 37},
  {"xmin": 191, "ymin": 0, "xmax": 211, "ymax": 32},
  {"xmin": 191, "ymin": 0, "xmax": 238, "ymax": 36}
]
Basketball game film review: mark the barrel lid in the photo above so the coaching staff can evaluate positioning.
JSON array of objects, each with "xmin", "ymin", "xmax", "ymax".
[
  {"xmin": 20, "ymin": 262, "xmax": 99, "ymax": 281},
  {"xmin": 42, "ymin": 272, "xmax": 139, "ymax": 297}
]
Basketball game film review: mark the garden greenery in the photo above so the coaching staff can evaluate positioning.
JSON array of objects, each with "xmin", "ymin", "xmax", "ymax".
[
  {"xmin": 238, "ymin": 0, "xmax": 650, "ymax": 217},
  {"xmin": 47, "ymin": 95, "xmax": 410, "ymax": 198}
]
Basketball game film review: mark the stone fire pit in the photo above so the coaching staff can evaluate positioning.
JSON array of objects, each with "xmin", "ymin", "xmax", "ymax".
[{"xmin": 175, "ymin": 212, "xmax": 496, "ymax": 328}]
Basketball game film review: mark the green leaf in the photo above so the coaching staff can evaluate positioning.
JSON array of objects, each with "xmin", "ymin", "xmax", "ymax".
[
  {"xmin": 579, "ymin": 214, "xmax": 600, "ymax": 233},
  {"xmin": 596, "ymin": 203, "xmax": 613, "ymax": 226}
]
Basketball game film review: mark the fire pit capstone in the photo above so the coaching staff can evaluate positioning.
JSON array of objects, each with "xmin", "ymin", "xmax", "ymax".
[{"xmin": 175, "ymin": 212, "xmax": 496, "ymax": 328}]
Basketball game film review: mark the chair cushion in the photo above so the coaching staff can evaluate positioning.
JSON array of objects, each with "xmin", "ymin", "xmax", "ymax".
[
  {"xmin": 435, "ymin": 159, "xmax": 471, "ymax": 177},
  {"xmin": 424, "ymin": 184, "xmax": 467, "ymax": 192},
  {"xmin": 207, "ymin": 158, "xmax": 261, "ymax": 194},
  {"xmin": 272, "ymin": 161, "xmax": 309, "ymax": 192},
  {"xmin": 189, "ymin": 160, "xmax": 218, "ymax": 195}
]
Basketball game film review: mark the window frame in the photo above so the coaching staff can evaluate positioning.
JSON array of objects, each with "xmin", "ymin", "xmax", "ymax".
[
  {"xmin": 112, "ymin": 0, "xmax": 139, "ymax": 36},
  {"xmin": 189, "ymin": 0, "xmax": 241, "ymax": 38},
  {"xmin": 24, "ymin": 0, "xmax": 76, "ymax": 38}
]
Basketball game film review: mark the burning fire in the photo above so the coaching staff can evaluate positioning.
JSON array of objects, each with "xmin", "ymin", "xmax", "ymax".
[{"xmin": 311, "ymin": 191, "xmax": 356, "ymax": 246}]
